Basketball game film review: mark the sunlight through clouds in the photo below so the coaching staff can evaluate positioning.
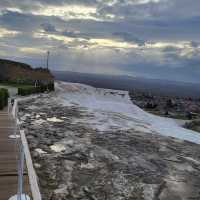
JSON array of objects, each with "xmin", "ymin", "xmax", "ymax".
[
  {"xmin": 145, "ymin": 41, "xmax": 194, "ymax": 49},
  {"xmin": 34, "ymin": 32, "xmax": 74, "ymax": 44},
  {"xmin": 0, "ymin": 0, "xmax": 200, "ymax": 82},
  {"xmin": 33, "ymin": 31, "xmax": 138, "ymax": 50},
  {"xmin": 89, "ymin": 38, "xmax": 139, "ymax": 49},
  {"xmin": 32, "ymin": 4, "xmax": 98, "ymax": 20},
  {"xmin": 19, "ymin": 47, "xmax": 46, "ymax": 54},
  {"xmin": 0, "ymin": 28, "xmax": 20, "ymax": 38}
]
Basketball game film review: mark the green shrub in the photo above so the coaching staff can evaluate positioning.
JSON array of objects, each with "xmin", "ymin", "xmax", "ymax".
[
  {"xmin": 18, "ymin": 87, "xmax": 36, "ymax": 96},
  {"xmin": 39, "ymin": 84, "xmax": 47, "ymax": 93},
  {"xmin": 48, "ymin": 83, "xmax": 55, "ymax": 91},
  {"xmin": 0, "ymin": 90, "xmax": 5, "ymax": 110},
  {"xmin": 0, "ymin": 88, "xmax": 9, "ymax": 110},
  {"xmin": 1, "ymin": 88, "xmax": 9, "ymax": 106},
  {"xmin": 18, "ymin": 82, "xmax": 55, "ymax": 96}
]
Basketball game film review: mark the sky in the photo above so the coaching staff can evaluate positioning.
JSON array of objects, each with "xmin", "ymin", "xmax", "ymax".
[{"xmin": 0, "ymin": 0, "xmax": 200, "ymax": 83}]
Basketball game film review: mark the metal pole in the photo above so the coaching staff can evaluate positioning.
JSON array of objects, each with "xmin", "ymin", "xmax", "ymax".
[
  {"xmin": 8, "ymin": 99, "xmax": 10, "ymax": 114},
  {"xmin": 47, "ymin": 51, "xmax": 50, "ymax": 70},
  {"xmin": 15, "ymin": 105, "xmax": 17, "ymax": 139}
]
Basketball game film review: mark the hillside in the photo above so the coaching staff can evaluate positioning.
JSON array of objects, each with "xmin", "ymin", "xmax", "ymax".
[{"xmin": 0, "ymin": 59, "xmax": 54, "ymax": 84}]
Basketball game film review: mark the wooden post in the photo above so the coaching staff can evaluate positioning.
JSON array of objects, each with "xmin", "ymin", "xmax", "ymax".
[{"xmin": 47, "ymin": 51, "xmax": 50, "ymax": 70}]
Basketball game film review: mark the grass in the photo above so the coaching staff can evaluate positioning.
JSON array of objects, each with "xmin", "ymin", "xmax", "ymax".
[{"xmin": 0, "ymin": 82, "xmax": 33, "ymax": 88}]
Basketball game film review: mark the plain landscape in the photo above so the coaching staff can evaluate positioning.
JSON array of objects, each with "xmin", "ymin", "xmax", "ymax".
[
  {"xmin": 0, "ymin": 59, "xmax": 200, "ymax": 200},
  {"xmin": 1, "ymin": 0, "xmax": 200, "ymax": 199}
]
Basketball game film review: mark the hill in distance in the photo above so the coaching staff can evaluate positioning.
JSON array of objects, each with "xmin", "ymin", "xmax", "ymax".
[
  {"xmin": 0, "ymin": 59, "xmax": 54, "ymax": 84},
  {"xmin": 53, "ymin": 70, "xmax": 200, "ymax": 98}
]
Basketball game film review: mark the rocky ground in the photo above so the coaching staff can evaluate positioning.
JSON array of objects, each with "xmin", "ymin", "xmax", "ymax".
[
  {"xmin": 184, "ymin": 120, "xmax": 200, "ymax": 133},
  {"xmin": 129, "ymin": 91, "xmax": 200, "ymax": 120},
  {"xmin": 18, "ymin": 92, "xmax": 200, "ymax": 200}
]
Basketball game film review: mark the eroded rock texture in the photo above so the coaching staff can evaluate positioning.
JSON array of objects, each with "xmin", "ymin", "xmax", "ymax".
[{"xmin": 19, "ymin": 94, "xmax": 200, "ymax": 200}]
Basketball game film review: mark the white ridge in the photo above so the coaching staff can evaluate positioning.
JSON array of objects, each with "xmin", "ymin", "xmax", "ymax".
[{"xmin": 56, "ymin": 81, "xmax": 200, "ymax": 145}]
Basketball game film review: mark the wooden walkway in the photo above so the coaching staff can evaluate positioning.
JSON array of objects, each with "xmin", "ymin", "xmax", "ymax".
[{"xmin": 0, "ymin": 111, "xmax": 30, "ymax": 200}]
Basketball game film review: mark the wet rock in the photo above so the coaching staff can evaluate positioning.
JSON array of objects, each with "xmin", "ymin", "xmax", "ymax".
[{"xmin": 51, "ymin": 185, "xmax": 69, "ymax": 200}]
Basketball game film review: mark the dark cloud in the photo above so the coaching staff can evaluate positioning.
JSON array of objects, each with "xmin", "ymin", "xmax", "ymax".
[
  {"xmin": 112, "ymin": 32, "xmax": 145, "ymax": 46},
  {"xmin": 0, "ymin": 10, "xmax": 70, "ymax": 34},
  {"xmin": 40, "ymin": 23, "xmax": 57, "ymax": 32},
  {"xmin": 0, "ymin": 0, "xmax": 200, "ymax": 83}
]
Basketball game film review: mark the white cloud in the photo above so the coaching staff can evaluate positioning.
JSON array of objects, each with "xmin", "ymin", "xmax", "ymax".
[
  {"xmin": 19, "ymin": 47, "xmax": 46, "ymax": 54},
  {"xmin": 145, "ymin": 41, "xmax": 194, "ymax": 49},
  {"xmin": 89, "ymin": 38, "xmax": 139, "ymax": 49},
  {"xmin": 34, "ymin": 32, "xmax": 74, "ymax": 44},
  {"xmin": 0, "ymin": 27, "xmax": 20, "ymax": 38},
  {"xmin": 32, "ymin": 4, "xmax": 99, "ymax": 21}
]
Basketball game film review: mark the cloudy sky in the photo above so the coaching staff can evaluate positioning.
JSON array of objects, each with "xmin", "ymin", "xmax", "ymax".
[{"xmin": 0, "ymin": 0, "xmax": 200, "ymax": 83}]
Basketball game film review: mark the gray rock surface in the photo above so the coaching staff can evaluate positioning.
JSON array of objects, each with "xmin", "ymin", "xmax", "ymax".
[{"xmin": 18, "ymin": 94, "xmax": 200, "ymax": 200}]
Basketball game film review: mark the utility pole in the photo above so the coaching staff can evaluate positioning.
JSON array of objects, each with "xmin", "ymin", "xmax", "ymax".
[{"xmin": 46, "ymin": 51, "xmax": 50, "ymax": 69}]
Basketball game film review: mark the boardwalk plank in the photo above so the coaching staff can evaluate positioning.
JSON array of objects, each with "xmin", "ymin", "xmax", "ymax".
[{"xmin": 0, "ymin": 111, "xmax": 30, "ymax": 200}]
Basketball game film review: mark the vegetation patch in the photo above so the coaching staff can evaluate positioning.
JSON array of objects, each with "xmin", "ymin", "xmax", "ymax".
[
  {"xmin": 0, "ymin": 59, "xmax": 54, "ymax": 85},
  {"xmin": 184, "ymin": 120, "xmax": 200, "ymax": 133},
  {"xmin": 0, "ymin": 81, "xmax": 33, "ymax": 89},
  {"xmin": 18, "ymin": 83, "xmax": 55, "ymax": 96},
  {"xmin": 0, "ymin": 88, "xmax": 9, "ymax": 110}
]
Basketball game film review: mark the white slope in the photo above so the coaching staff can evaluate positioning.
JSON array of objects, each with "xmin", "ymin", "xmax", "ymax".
[{"xmin": 56, "ymin": 81, "xmax": 200, "ymax": 145}]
